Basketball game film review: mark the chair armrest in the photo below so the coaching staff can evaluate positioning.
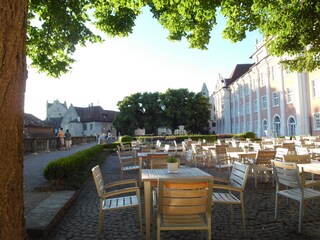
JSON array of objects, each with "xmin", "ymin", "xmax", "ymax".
[
  {"xmin": 105, "ymin": 179, "xmax": 138, "ymax": 189},
  {"xmin": 212, "ymin": 184, "xmax": 242, "ymax": 192},
  {"xmin": 103, "ymin": 186, "xmax": 140, "ymax": 199},
  {"xmin": 304, "ymin": 180, "xmax": 320, "ymax": 188},
  {"xmin": 212, "ymin": 177, "xmax": 229, "ymax": 183}
]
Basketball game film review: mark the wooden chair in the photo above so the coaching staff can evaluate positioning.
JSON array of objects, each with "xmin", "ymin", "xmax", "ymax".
[
  {"xmin": 251, "ymin": 150, "xmax": 276, "ymax": 188},
  {"xmin": 251, "ymin": 142, "xmax": 262, "ymax": 152},
  {"xmin": 210, "ymin": 149, "xmax": 234, "ymax": 177},
  {"xmin": 91, "ymin": 165, "xmax": 142, "ymax": 239},
  {"xmin": 212, "ymin": 162, "xmax": 251, "ymax": 233},
  {"xmin": 119, "ymin": 141, "xmax": 132, "ymax": 152},
  {"xmin": 191, "ymin": 143, "xmax": 209, "ymax": 166},
  {"xmin": 282, "ymin": 142, "xmax": 296, "ymax": 154},
  {"xmin": 274, "ymin": 147, "xmax": 289, "ymax": 161},
  {"xmin": 147, "ymin": 153, "xmax": 169, "ymax": 169},
  {"xmin": 149, "ymin": 153, "xmax": 170, "ymax": 169},
  {"xmin": 295, "ymin": 146, "xmax": 309, "ymax": 155},
  {"xmin": 156, "ymin": 178, "xmax": 213, "ymax": 240},
  {"xmin": 116, "ymin": 150, "xmax": 139, "ymax": 179},
  {"xmin": 271, "ymin": 160, "xmax": 320, "ymax": 232},
  {"xmin": 226, "ymin": 147, "xmax": 243, "ymax": 152}
]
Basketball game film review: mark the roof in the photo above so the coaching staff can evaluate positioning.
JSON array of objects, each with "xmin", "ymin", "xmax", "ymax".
[
  {"xmin": 24, "ymin": 113, "xmax": 52, "ymax": 127},
  {"xmin": 73, "ymin": 106, "xmax": 118, "ymax": 123},
  {"xmin": 225, "ymin": 64, "xmax": 254, "ymax": 86}
]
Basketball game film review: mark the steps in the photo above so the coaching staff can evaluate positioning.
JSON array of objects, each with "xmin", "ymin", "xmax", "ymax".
[{"xmin": 26, "ymin": 191, "xmax": 76, "ymax": 239}]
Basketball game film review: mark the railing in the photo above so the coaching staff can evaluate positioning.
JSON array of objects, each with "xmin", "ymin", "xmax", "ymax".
[{"xmin": 24, "ymin": 136, "xmax": 96, "ymax": 155}]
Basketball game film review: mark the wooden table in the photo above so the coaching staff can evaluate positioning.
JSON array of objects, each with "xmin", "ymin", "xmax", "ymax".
[
  {"xmin": 141, "ymin": 168, "xmax": 213, "ymax": 240},
  {"xmin": 228, "ymin": 152, "xmax": 256, "ymax": 163},
  {"xmin": 298, "ymin": 163, "xmax": 320, "ymax": 175}
]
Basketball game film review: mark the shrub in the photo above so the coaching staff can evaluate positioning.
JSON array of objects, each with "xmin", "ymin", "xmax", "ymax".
[
  {"xmin": 44, "ymin": 144, "xmax": 105, "ymax": 185},
  {"xmin": 120, "ymin": 135, "xmax": 133, "ymax": 142}
]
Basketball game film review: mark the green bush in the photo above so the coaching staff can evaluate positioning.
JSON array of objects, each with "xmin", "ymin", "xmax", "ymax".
[
  {"xmin": 44, "ymin": 144, "xmax": 104, "ymax": 184},
  {"xmin": 103, "ymin": 142, "xmax": 119, "ymax": 152},
  {"xmin": 120, "ymin": 135, "xmax": 133, "ymax": 142}
]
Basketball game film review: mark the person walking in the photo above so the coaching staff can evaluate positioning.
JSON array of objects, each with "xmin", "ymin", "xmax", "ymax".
[
  {"xmin": 65, "ymin": 129, "xmax": 72, "ymax": 150},
  {"xmin": 57, "ymin": 127, "xmax": 65, "ymax": 150}
]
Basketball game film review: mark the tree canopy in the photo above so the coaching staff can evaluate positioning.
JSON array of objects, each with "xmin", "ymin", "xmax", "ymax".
[
  {"xmin": 27, "ymin": 0, "xmax": 320, "ymax": 78},
  {"xmin": 114, "ymin": 89, "xmax": 211, "ymax": 135}
]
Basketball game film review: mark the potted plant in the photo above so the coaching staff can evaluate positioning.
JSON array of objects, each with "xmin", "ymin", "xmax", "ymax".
[{"xmin": 167, "ymin": 156, "xmax": 179, "ymax": 173}]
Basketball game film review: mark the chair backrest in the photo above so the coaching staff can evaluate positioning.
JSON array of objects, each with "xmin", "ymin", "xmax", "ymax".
[
  {"xmin": 92, "ymin": 165, "xmax": 105, "ymax": 198},
  {"xmin": 226, "ymin": 147, "xmax": 243, "ymax": 153},
  {"xmin": 156, "ymin": 140, "xmax": 161, "ymax": 148},
  {"xmin": 185, "ymin": 149, "xmax": 193, "ymax": 162},
  {"xmin": 283, "ymin": 154, "xmax": 311, "ymax": 164},
  {"xmin": 282, "ymin": 142, "xmax": 295, "ymax": 152},
  {"xmin": 295, "ymin": 146, "xmax": 309, "ymax": 155},
  {"xmin": 229, "ymin": 162, "xmax": 250, "ymax": 190},
  {"xmin": 272, "ymin": 160, "xmax": 302, "ymax": 189},
  {"xmin": 164, "ymin": 144, "xmax": 170, "ymax": 153},
  {"xmin": 140, "ymin": 147, "xmax": 151, "ymax": 152},
  {"xmin": 255, "ymin": 150, "xmax": 276, "ymax": 165},
  {"xmin": 274, "ymin": 147, "xmax": 289, "ymax": 161},
  {"xmin": 148, "ymin": 153, "xmax": 169, "ymax": 169},
  {"xmin": 251, "ymin": 142, "xmax": 262, "ymax": 152},
  {"xmin": 215, "ymin": 145, "xmax": 227, "ymax": 155},
  {"xmin": 157, "ymin": 178, "xmax": 212, "ymax": 216}
]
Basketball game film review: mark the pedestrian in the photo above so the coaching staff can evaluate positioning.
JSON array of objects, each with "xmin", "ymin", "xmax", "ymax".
[
  {"xmin": 65, "ymin": 129, "xmax": 72, "ymax": 150},
  {"xmin": 57, "ymin": 127, "xmax": 65, "ymax": 150}
]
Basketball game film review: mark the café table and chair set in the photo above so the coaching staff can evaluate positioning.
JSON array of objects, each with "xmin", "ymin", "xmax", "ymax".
[{"xmin": 92, "ymin": 138, "xmax": 320, "ymax": 239}]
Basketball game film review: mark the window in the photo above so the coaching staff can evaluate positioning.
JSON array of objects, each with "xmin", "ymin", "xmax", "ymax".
[
  {"xmin": 272, "ymin": 91, "xmax": 279, "ymax": 107},
  {"xmin": 245, "ymin": 83, "xmax": 249, "ymax": 95},
  {"xmin": 270, "ymin": 66, "xmax": 275, "ymax": 81},
  {"xmin": 273, "ymin": 116, "xmax": 281, "ymax": 137},
  {"xmin": 260, "ymin": 73, "xmax": 265, "ymax": 87},
  {"xmin": 261, "ymin": 95, "xmax": 267, "ymax": 109},
  {"xmin": 90, "ymin": 123, "xmax": 93, "ymax": 130},
  {"xmin": 315, "ymin": 113, "xmax": 320, "ymax": 130},
  {"xmin": 312, "ymin": 79, "xmax": 320, "ymax": 98},
  {"xmin": 288, "ymin": 117, "xmax": 296, "ymax": 136},
  {"xmin": 246, "ymin": 102, "xmax": 249, "ymax": 114},
  {"xmin": 254, "ymin": 120, "xmax": 258, "ymax": 134},
  {"xmin": 247, "ymin": 121, "xmax": 250, "ymax": 131},
  {"xmin": 84, "ymin": 124, "xmax": 87, "ymax": 130},
  {"xmin": 253, "ymin": 100, "xmax": 258, "ymax": 112},
  {"xmin": 287, "ymin": 88, "xmax": 293, "ymax": 103},
  {"xmin": 239, "ymin": 86, "xmax": 243, "ymax": 98},
  {"xmin": 263, "ymin": 120, "xmax": 268, "ymax": 131}
]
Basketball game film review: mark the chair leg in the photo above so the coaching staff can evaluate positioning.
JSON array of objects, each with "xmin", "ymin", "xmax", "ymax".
[
  {"xmin": 240, "ymin": 194, "xmax": 246, "ymax": 234},
  {"xmin": 274, "ymin": 193, "xmax": 278, "ymax": 220},
  {"xmin": 230, "ymin": 204, "xmax": 234, "ymax": 221},
  {"xmin": 98, "ymin": 210, "xmax": 104, "ymax": 239},
  {"xmin": 299, "ymin": 201, "xmax": 303, "ymax": 233}
]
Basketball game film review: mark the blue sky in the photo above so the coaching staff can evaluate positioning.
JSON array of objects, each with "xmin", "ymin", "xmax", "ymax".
[{"xmin": 25, "ymin": 8, "xmax": 261, "ymax": 120}]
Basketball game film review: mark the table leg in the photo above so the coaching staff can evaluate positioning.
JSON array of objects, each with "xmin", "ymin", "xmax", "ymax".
[{"xmin": 144, "ymin": 181, "xmax": 151, "ymax": 240}]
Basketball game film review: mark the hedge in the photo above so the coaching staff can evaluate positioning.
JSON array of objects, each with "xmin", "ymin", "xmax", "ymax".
[{"xmin": 43, "ymin": 144, "xmax": 104, "ymax": 182}]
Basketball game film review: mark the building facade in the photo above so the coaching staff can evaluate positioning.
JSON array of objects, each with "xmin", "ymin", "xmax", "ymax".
[
  {"xmin": 46, "ymin": 100, "xmax": 118, "ymax": 137},
  {"xmin": 214, "ymin": 39, "xmax": 320, "ymax": 137}
]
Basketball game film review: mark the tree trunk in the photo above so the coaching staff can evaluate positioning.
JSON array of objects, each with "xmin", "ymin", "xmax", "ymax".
[{"xmin": 0, "ymin": 0, "xmax": 28, "ymax": 239}]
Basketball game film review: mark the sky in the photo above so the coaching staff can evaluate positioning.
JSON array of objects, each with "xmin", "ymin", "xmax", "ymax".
[{"xmin": 24, "ymin": 8, "xmax": 261, "ymax": 120}]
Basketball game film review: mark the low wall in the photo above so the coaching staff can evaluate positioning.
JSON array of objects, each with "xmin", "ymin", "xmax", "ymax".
[{"xmin": 24, "ymin": 136, "xmax": 96, "ymax": 155}]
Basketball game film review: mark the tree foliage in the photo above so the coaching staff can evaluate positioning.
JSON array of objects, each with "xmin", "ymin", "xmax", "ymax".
[
  {"xmin": 27, "ymin": 0, "xmax": 320, "ymax": 78},
  {"xmin": 114, "ymin": 89, "xmax": 211, "ymax": 135}
]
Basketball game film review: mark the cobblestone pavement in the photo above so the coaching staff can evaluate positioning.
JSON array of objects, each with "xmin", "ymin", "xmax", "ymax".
[{"xmin": 46, "ymin": 153, "xmax": 320, "ymax": 240}]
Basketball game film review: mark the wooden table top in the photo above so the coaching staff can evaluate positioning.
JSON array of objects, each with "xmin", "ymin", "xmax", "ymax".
[{"xmin": 141, "ymin": 167, "xmax": 213, "ymax": 181}]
